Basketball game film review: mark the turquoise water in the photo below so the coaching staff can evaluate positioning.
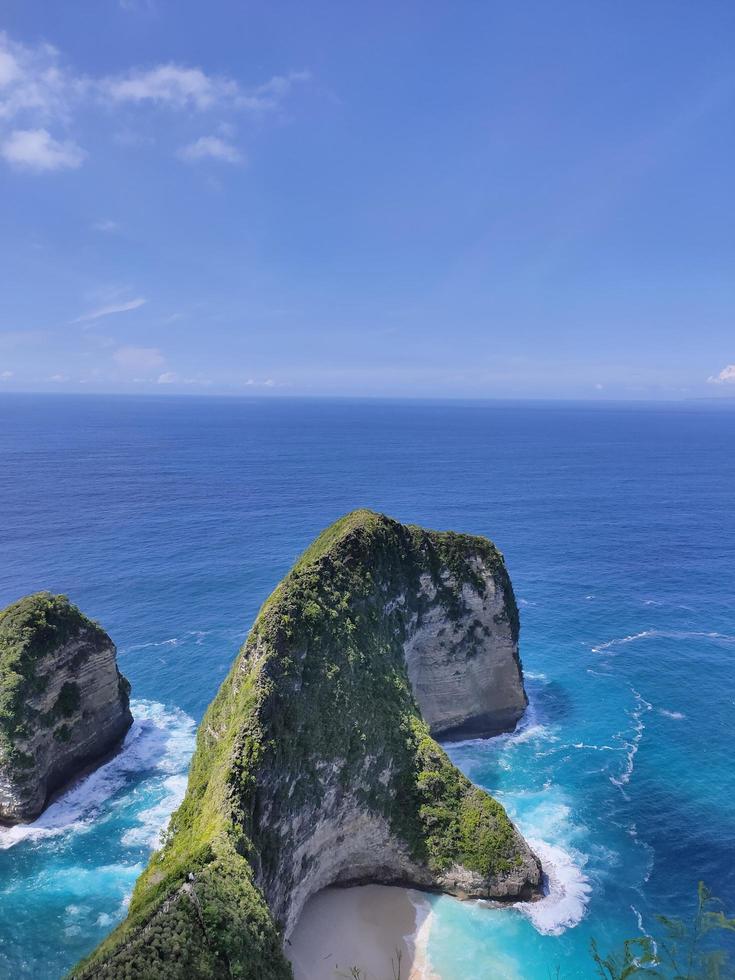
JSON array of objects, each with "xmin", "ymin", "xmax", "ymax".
[{"xmin": 0, "ymin": 395, "xmax": 733, "ymax": 978}]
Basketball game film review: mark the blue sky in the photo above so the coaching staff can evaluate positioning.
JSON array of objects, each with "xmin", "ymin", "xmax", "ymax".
[{"xmin": 0, "ymin": 1, "xmax": 733, "ymax": 398}]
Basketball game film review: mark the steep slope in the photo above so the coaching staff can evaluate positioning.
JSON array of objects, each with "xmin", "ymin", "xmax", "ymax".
[
  {"xmin": 72, "ymin": 511, "xmax": 541, "ymax": 979},
  {"xmin": 0, "ymin": 592, "xmax": 133, "ymax": 824}
]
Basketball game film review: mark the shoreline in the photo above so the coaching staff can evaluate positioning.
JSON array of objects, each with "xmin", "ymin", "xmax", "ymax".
[{"xmin": 286, "ymin": 884, "xmax": 436, "ymax": 980}]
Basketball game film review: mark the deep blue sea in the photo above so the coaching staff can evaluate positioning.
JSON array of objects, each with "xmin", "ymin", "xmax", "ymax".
[{"xmin": 0, "ymin": 394, "xmax": 733, "ymax": 979}]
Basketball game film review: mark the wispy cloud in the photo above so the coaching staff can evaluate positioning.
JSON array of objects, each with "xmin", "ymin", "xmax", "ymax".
[
  {"xmin": 0, "ymin": 370, "xmax": 13, "ymax": 380},
  {"xmin": 113, "ymin": 346, "xmax": 164, "ymax": 371},
  {"xmin": 157, "ymin": 371, "xmax": 212, "ymax": 386},
  {"xmin": 102, "ymin": 64, "xmax": 309, "ymax": 113},
  {"xmin": 102, "ymin": 64, "xmax": 238, "ymax": 110},
  {"xmin": 178, "ymin": 135, "xmax": 244, "ymax": 164},
  {"xmin": 0, "ymin": 33, "xmax": 80, "ymax": 123},
  {"xmin": 235, "ymin": 71, "xmax": 311, "ymax": 112},
  {"xmin": 0, "ymin": 31, "xmax": 310, "ymax": 173},
  {"xmin": 74, "ymin": 297, "xmax": 146, "ymax": 324},
  {"xmin": 1, "ymin": 128, "xmax": 85, "ymax": 171},
  {"xmin": 708, "ymin": 364, "xmax": 735, "ymax": 384},
  {"xmin": 91, "ymin": 219, "xmax": 119, "ymax": 233}
]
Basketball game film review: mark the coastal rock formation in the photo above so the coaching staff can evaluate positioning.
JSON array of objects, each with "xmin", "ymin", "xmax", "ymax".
[
  {"xmin": 0, "ymin": 592, "xmax": 133, "ymax": 825},
  {"xmin": 404, "ymin": 540, "xmax": 526, "ymax": 740},
  {"xmin": 72, "ymin": 511, "xmax": 541, "ymax": 980}
]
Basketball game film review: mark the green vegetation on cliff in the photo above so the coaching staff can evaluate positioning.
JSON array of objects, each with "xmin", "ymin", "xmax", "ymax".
[
  {"xmin": 0, "ymin": 593, "xmax": 103, "ymax": 761},
  {"xmin": 72, "ymin": 510, "xmax": 533, "ymax": 980}
]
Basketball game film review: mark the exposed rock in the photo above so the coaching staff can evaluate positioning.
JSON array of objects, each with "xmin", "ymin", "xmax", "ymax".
[
  {"xmin": 0, "ymin": 592, "xmax": 133, "ymax": 825},
  {"xmin": 404, "ymin": 556, "xmax": 526, "ymax": 739},
  {"xmin": 71, "ymin": 511, "xmax": 541, "ymax": 980}
]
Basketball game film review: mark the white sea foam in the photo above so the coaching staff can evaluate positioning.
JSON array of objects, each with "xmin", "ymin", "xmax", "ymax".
[
  {"xmin": 515, "ymin": 838, "xmax": 592, "ymax": 935},
  {"xmin": 121, "ymin": 773, "xmax": 189, "ymax": 848},
  {"xmin": 122, "ymin": 629, "xmax": 211, "ymax": 652},
  {"xmin": 571, "ymin": 742, "xmax": 619, "ymax": 752},
  {"xmin": 659, "ymin": 708, "xmax": 685, "ymax": 720},
  {"xmin": 495, "ymin": 700, "xmax": 554, "ymax": 748},
  {"xmin": 591, "ymin": 630, "xmax": 656, "ymax": 653},
  {"xmin": 0, "ymin": 700, "xmax": 195, "ymax": 851},
  {"xmin": 592, "ymin": 629, "xmax": 735, "ymax": 654},
  {"xmin": 609, "ymin": 688, "xmax": 651, "ymax": 794},
  {"xmin": 447, "ymin": 701, "xmax": 553, "ymax": 754},
  {"xmin": 406, "ymin": 891, "xmax": 437, "ymax": 980},
  {"xmin": 488, "ymin": 791, "xmax": 594, "ymax": 937},
  {"xmin": 631, "ymin": 904, "xmax": 658, "ymax": 955}
]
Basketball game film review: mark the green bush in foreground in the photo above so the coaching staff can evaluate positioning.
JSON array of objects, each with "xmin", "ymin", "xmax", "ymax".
[{"xmin": 592, "ymin": 882, "xmax": 735, "ymax": 980}]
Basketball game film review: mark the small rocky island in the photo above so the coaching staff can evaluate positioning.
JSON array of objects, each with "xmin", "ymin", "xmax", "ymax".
[
  {"xmin": 72, "ymin": 510, "xmax": 542, "ymax": 979},
  {"xmin": 0, "ymin": 592, "xmax": 133, "ymax": 825}
]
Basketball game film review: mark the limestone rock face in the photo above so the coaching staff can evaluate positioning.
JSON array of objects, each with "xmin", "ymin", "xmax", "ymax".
[
  {"xmin": 72, "ymin": 511, "xmax": 541, "ymax": 980},
  {"xmin": 0, "ymin": 593, "xmax": 133, "ymax": 825},
  {"xmin": 404, "ymin": 559, "xmax": 526, "ymax": 740}
]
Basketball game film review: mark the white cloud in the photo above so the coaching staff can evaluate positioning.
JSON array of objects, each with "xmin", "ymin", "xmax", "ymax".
[
  {"xmin": 113, "ymin": 346, "xmax": 165, "ymax": 371},
  {"xmin": 178, "ymin": 135, "xmax": 243, "ymax": 164},
  {"xmin": 708, "ymin": 364, "xmax": 735, "ymax": 384},
  {"xmin": 0, "ymin": 33, "xmax": 80, "ymax": 123},
  {"xmin": 157, "ymin": 371, "xmax": 213, "ymax": 386},
  {"xmin": 0, "ymin": 370, "xmax": 13, "ymax": 380},
  {"xmin": 91, "ymin": 219, "xmax": 119, "ymax": 233},
  {"xmin": 1, "ymin": 128, "xmax": 85, "ymax": 171},
  {"xmin": 0, "ymin": 32, "xmax": 309, "ymax": 172},
  {"xmin": 0, "ymin": 32, "xmax": 307, "ymax": 118},
  {"xmin": 0, "ymin": 47, "xmax": 19, "ymax": 87},
  {"xmin": 244, "ymin": 377, "xmax": 277, "ymax": 387},
  {"xmin": 102, "ymin": 64, "xmax": 309, "ymax": 114},
  {"xmin": 102, "ymin": 64, "xmax": 239, "ymax": 110},
  {"xmin": 236, "ymin": 71, "xmax": 311, "ymax": 112},
  {"xmin": 74, "ymin": 297, "xmax": 146, "ymax": 324},
  {"xmin": 49, "ymin": 373, "xmax": 69, "ymax": 382}
]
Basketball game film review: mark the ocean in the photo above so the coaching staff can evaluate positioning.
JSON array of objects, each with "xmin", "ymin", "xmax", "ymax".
[{"xmin": 0, "ymin": 394, "xmax": 733, "ymax": 979}]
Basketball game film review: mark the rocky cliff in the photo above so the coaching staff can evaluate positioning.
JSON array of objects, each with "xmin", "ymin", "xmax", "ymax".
[
  {"xmin": 0, "ymin": 592, "xmax": 133, "ymax": 824},
  {"xmin": 403, "ymin": 532, "xmax": 526, "ymax": 740},
  {"xmin": 72, "ymin": 511, "xmax": 541, "ymax": 980}
]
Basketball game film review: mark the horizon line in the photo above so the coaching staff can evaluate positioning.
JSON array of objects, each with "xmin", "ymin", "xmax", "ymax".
[{"xmin": 1, "ymin": 389, "xmax": 734, "ymax": 407}]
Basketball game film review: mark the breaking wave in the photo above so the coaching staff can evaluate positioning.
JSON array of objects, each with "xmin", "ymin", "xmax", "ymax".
[
  {"xmin": 0, "ymin": 700, "xmax": 195, "ymax": 851},
  {"xmin": 516, "ymin": 838, "xmax": 592, "ymax": 935}
]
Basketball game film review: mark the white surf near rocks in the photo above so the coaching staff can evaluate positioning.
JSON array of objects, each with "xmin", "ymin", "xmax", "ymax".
[{"xmin": 0, "ymin": 700, "xmax": 195, "ymax": 851}]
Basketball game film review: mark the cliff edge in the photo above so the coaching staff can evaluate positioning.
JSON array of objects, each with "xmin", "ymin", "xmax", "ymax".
[
  {"xmin": 72, "ymin": 511, "xmax": 541, "ymax": 979},
  {"xmin": 0, "ymin": 592, "xmax": 133, "ymax": 825}
]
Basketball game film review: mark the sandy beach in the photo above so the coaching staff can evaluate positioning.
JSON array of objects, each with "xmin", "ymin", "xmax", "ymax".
[{"xmin": 286, "ymin": 884, "xmax": 434, "ymax": 980}]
